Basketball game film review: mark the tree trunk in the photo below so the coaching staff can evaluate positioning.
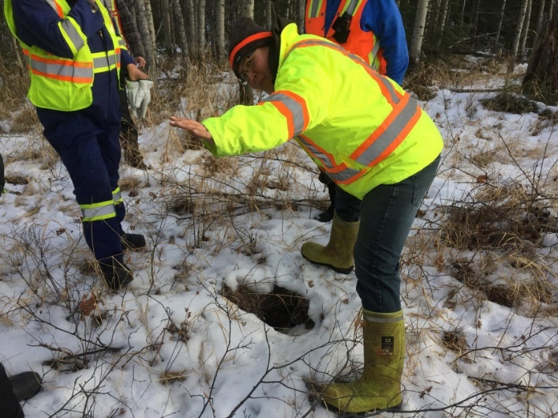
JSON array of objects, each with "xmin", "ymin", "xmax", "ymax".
[
  {"xmin": 409, "ymin": 0, "xmax": 430, "ymax": 66},
  {"xmin": 184, "ymin": 0, "xmax": 196, "ymax": 61},
  {"xmin": 215, "ymin": 0, "xmax": 226, "ymax": 61},
  {"xmin": 512, "ymin": 0, "xmax": 530, "ymax": 57},
  {"xmin": 522, "ymin": 7, "xmax": 558, "ymax": 104},
  {"xmin": 435, "ymin": 0, "xmax": 450, "ymax": 49},
  {"xmin": 535, "ymin": 0, "xmax": 547, "ymax": 40},
  {"xmin": 263, "ymin": 0, "xmax": 273, "ymax": 28},
  {"xmin": 131, "ymin": 0, "xmax": 157, "ymax": 73},
  {"xmin": 172, "ymin": 0, "xmax": 189, "ymax": 59},
  {"xmin": 197, "ymin": 0, "xmax": 207, "ymax": 59},
  {"xmin": 240, "ymin": 0, "xmax": 255, "ymax": 18},
  {"xmin": 495, "ymin": 0, "xmax": 507, "ymax": 44},
  {"xmin": 519, "ymin": 0, "xmax": 533, "ymax": 58},
  {"xmin": 161, "ymin": 0, "xmax": 173, "ymax": 56}
]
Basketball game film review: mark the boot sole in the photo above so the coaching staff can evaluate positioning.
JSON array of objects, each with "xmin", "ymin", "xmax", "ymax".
[
  {"xmin": 302, "ymin": 253, "xmax": 354, "ymax": 274},
  {"xmin": 328, "ymin": 402, "xmax": 401, "ymax": 416}
]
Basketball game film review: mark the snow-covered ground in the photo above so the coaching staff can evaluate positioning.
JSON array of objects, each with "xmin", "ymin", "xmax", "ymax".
[{"xmin": 1, "ymin": 62, "xmax": 557, "ymax": 417}]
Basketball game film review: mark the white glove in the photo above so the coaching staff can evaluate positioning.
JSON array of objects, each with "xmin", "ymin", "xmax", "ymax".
[
  {"xmin": 134, "ymin": 79, "xmax": 153, "ymax": 119},
  {"xmin": 125, "ymin": 79, "xmax": 153, "ymax": 119},
  {"xmin": 125, "ymin": 79, "xmax": 140, "ymax": 113}
]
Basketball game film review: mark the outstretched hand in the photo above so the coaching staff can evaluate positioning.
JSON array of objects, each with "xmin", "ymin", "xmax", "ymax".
[{"xmin": 169, "ymin": 117, "xmax": 214, "ymax": 145}]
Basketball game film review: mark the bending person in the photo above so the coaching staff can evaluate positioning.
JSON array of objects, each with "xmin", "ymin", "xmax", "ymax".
[{"xmin": 170, "ymin": 17, "xmax": 442, "ymax": 413}]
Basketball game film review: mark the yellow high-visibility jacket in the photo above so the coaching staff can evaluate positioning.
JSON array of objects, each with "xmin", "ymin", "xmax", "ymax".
[
  {"xmin": 203, "ymin": 23, "xmax": 443, "ymax": 199},
  {"xmin": 4, "ymin": 0, "xmax": 124, "ymax": 111}
]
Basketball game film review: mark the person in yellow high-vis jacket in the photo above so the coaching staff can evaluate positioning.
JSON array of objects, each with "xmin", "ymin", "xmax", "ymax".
[
  {"xmin": 4, "ymin": 0, "xmax": 151, "ymax": 290},
  {"xmin": 170, "ymin": 17, "xmax": 443, "ymax": 413}
]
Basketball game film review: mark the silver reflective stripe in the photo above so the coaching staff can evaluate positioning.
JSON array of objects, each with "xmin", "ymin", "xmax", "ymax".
[
  {"xmin": 29, "ymin": 58, "xmax": 92, "ymax": 79},
  {"xmin": 364, "ymin": 313, "xmax": 404, "ymax": 323},
  {"xmin": 297, "ymin": 136, "xmax": 334, "ymax": 169},
  {"xmin": 375, "ymin": 74, "xmax": 400, "ymax": 104},
  {"xmin": 370, "ymin": 42, "xmax": 381, "ymax": 70},
  {"xmin": 81, "ymin": 205, "xmax": 116, "ymax": 220},
  {"xmin": 262, "ymin": 93, "xmax": 306, "ymax": 137},
  {"xmin": 44, "ymin": 0, "xmax": 61, "ymax": 14},
  {"xmin": 328, "ymin": 167, "xmax": 361, "ymax": 182},
  {"xmin": 297, "ymin": 137, "xmax": 361, "ymax": 182},
  {"xmin": 93, "ymin": 54, "xmax": 117, "ymax": 71},
  {"xmin": 345, "ymin": 0, "xmax": 360, "ymax": 15},
  {"xmin": 113, "ymin": 189, "xmax": 122, "ymax": 203},
  {"xmin": 354, "ymin": 97, "xmax": 418, "ymax": 167},
  {"xmin": 310, "ymin": 0, "xmax": 320, "ymax": 18},
  {"xmin": 60, "ymin": 20, "xmax": 85, "ymax": 51}
]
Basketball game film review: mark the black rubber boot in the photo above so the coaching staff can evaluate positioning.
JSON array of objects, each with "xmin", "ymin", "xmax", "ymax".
[
  {"xmin": 9, "ymin": 372, "xmax": 42, "ymax": 402},
  {"xmin": 314, "ymin": 172, "xmax": 336, "ymax": 223},
  {"xmin": 99, "ymin": 258, "xmax": 134, "ymax": 290},
  {"xmin": 121, "ymin": 233, "xmax": 147, "ymax": 251}
]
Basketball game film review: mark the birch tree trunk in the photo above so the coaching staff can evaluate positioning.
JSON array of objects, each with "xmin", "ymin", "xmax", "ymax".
[
  {"xmin": 161, "ymin": 0, "xmax": 173, "ymax": 56},
  {"xmin": 495, "ymin": 0, "xmax": 507, "ymax": 44},
  {"xmin": 263, "ymin": 0, "xmax": 273, "ymax": 28},
  {"xmin": 184, "ymin": 0, "xmax": 196, "ymax": 61},
  {"xmin": 535, "ymin": 0, "xmax": 547, "ymax": 39},
  {"xmin": 409, "ymin": 0, "xmax": 430, "ymax": 66},
  {"xmin": 435, "ymin": 0, "xmax": 450, "ymax": 48},
  {"xmin": 512, "ymin": 0, "xmax": 530, "ymax": 57},
  {"xmin": 131, "ymin": 0, "xmax": 157, "ymax": 73},
  {"xmin": 172, "ymin": 0, "xmax": 189, "ymax": 59},
  {"xmin": 215, "ymin": 0, "xmax": 226, "ymax": 60},
  {"xmin": 519, "ymin": 0, "xmax": 533, "ymax": 58},
  {"xmin": 196, "ymin": 0, "xmax": 207, "ymax": 59},
  {"xmin": 297, "ymin": 0, "xmax": 306, "ymax": 29},
  {"xmin": 522, "ymin": 6, "xmax": 558, "ymax": 104},
  {"xmin": 240, "ymin": 0, "xmax": 255, "ymax": 18},
  {"xmin": 550, "ymin": 0, "xmax": 556, "ymax": 18}
]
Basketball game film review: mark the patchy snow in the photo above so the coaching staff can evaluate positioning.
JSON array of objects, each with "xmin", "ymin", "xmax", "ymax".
[{"xmin": 1, "ymin": 62, "xmax": 558, "ymax": 417}]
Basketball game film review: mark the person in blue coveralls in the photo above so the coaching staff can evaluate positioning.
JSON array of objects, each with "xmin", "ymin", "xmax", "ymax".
[{"xmin": 4, "ymin": 0, "xmax": 153, "ymax": 290}]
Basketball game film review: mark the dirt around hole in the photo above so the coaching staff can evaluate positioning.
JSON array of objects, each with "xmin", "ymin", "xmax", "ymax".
[{"xmin": 222, "ymin": 284, "xmax": 315, "ymax": 334}]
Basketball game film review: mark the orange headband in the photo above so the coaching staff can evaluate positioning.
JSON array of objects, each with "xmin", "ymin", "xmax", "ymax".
[{"xmin": 229, "ymin": 32, "xmax": 273, "ymax": 69}]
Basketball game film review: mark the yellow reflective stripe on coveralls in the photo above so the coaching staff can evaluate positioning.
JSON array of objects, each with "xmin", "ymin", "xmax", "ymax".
[
  {"xmin": 92, "ymin": 50, "xmax": 119, "ymax": 73},
  {"xmin": 59, "ymin": 18, "xmax": 85, "ymax": 52},
  {"xmin": 112, "ymin": 188, "xmax": 123, "ymax": 205},
  {"xmin": 81, "ymin": 200, "xmax": 116, "ymax": 222}
]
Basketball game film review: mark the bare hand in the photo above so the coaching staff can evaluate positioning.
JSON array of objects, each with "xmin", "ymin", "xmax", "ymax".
[
  {"xmin": 135, "ymin": 56, "xmax": 147, "ymax": 69},
  {"xmin": 169, "ymin": 117, "xmax": 214, "ymax": 143},
  {"xmin": 126, "ymin": 63, "xmax": 149, "ymax": 81}
]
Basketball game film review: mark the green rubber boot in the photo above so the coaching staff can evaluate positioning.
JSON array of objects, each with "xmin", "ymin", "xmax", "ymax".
[
  {"xmin": 301, "ymin": 212, "xmax": 359, "ymax": 273},
  {"xmin": 321, "ymin": 309, "xmax": 405, "ymax": 413}
]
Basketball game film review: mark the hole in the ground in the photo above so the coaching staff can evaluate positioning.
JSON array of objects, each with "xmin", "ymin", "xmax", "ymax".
[{"xmin": 222, "ymin": 284, "xmax": 315, "ymax": 334}]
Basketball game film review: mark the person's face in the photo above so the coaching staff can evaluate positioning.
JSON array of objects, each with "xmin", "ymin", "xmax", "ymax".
[{"xmin": 239, "ymin": 46, "xmax": 274, "ymax": 94}]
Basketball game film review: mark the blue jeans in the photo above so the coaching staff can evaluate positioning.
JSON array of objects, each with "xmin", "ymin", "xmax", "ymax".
[{"xmin": 354, "ymin": 156, "xmax": 440, "ymax": 313}]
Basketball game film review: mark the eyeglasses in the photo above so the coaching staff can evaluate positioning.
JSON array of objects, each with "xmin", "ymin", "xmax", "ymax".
[{"xmin": 239, "ymin": 54, "xmax": 254, "ymax": 83}]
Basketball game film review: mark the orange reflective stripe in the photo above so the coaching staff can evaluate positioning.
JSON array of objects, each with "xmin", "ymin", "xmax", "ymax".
[
  {"xmin": 30, "ymin": 53, "xmax": 93, "ymax": 68},
  {"xmin": 30, "ymin": 68, "xmax": 93, "ymax": 83},
  {"xmin": 286, "ymin": 38, "xmax": 421, "ymax": 185},
  {"xmin": 351, "ymin": 95, "xmax": 421, "ymax": 167},
  {"xmin": 28, "ymin": 53, "xmax": 93, "ymax": 83},
  {"xmin": 260, "ymin": 90, "xmax": 309, "ymax": 139},
  {"xmin": 298, "ymin": 134, "xmax": 336, "ymax": 168}
]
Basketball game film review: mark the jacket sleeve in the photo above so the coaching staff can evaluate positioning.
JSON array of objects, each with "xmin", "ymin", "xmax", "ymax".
[
  {"xmin": 114, "ymin": 0, "xmax": 146, "ymax": 58},
  {"xmin": 202, "ymin": 46, "xmax": 333, "ymax": 157},
  {"xmin": 361, "ymin": 0, "xmax": 408, "ymax": 84}
]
